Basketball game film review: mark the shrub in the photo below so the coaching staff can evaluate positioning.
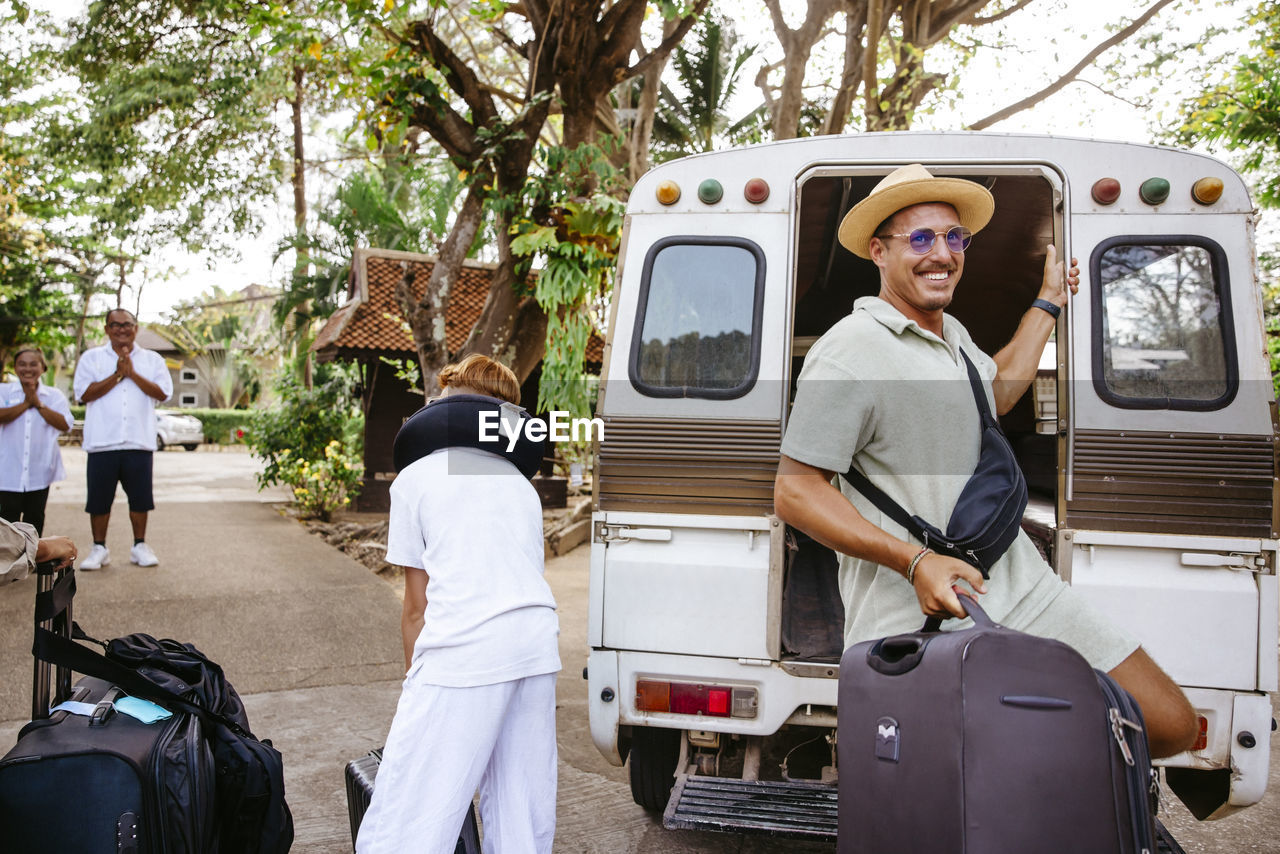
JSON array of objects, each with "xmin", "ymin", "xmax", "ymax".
[
  {"xmin": 277, "ymin": 440, "xmax": 363, "ymax": 521},
  {"xmin": 68, "ymin": 405, "xmax": 258, "ymax": 445},
  {"xmin": 245, "ymin": 361, "xmax": 364, "ymax": 496}
]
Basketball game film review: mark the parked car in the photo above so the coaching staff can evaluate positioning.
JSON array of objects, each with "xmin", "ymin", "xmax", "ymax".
[{"xmin": 156, "ymin": 409, "xmax": 204, "ymax": 451}]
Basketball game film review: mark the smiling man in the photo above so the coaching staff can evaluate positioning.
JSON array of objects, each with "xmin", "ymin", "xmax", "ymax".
[
  {"xmin": 773, "ymin": 163, "xmax": 1197, "ymax": 758},
  {"xmin": 73, "ymin": 309, "xmax": 173, "ymax": 570}
]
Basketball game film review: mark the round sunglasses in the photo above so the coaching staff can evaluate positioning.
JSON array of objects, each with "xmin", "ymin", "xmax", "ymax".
[{"xmin": 875, "ymin": 226, "xmax": 973, "ymax": 255}]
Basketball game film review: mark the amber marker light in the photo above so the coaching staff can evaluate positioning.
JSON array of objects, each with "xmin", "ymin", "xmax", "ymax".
[
  {"xmin": 655, "ymin": 180, "xmax": 681, "ymax": 205},
  {"xmin": 1192, "ymin": 177, "xmax": 1224, "ymax": 206},
  {"xmin": 744, "ymin": 178, "xmax": 770, "ymax": 204},
  {"xmin": 1139, "ymin": 177, "xmax": 1171, "ymax": 206},
  {"xmin": 697, "ymin": 178, "xmax": 724, "ymax": 204},
  {"xmin": 1091, "ymin": 178, "xmax": 1121, "ymax": 205}
]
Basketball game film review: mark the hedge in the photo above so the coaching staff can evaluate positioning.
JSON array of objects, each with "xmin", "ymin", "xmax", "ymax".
[{"xmin": 69, "ymin": 406, "xmax": 262, "ymax": 445}]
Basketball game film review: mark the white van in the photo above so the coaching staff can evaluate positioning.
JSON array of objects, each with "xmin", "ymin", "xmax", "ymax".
[{"xmin": 586, "ymin": 132, "xmax": 1277, "ymax": 837}]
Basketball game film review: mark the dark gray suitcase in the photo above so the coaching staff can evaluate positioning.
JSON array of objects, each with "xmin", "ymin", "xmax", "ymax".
[
  {"xmin": 344, "ymin": 747, "xmax": 480, "ymax": 853},
  {"xmin": 837, "ymin": 594, "xmax": 1157, "ymax": 854}
]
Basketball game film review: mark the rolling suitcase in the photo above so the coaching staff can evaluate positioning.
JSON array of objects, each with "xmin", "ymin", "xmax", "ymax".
[
  {"xmin": 345, "ymin": 747, "xmax": 481, "ymax": 853},
  {"xmin": 837, "ymin": 594, "xmax": 1158, "ymax": 854},
  {"xmin": 0, "ymin": 561, "xmax": 217, "ymax": 854}
]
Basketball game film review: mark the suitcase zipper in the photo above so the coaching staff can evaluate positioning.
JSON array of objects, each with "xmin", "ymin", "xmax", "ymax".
[
  {"xmin": 1098, "ymin": 675, "xmax": 1157, "ymax": 854},
  {"xmin": 1109, "ymin": 707, "xmax": 1141, "ymax": 766}
]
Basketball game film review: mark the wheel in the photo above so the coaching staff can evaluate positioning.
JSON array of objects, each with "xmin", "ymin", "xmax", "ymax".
[
  {"xmin": 182, "ymin": 443, "xmax": 198, "ymax": 451},
  {"xmin": 628, "ymin": 726, "xmax": 682, "ymax": 812},
  {"xmin": 155, "ymin": 434, "xmax": 166, "ymax": 451}
]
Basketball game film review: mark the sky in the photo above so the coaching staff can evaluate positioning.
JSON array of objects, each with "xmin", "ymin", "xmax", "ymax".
[{"xmin": 25, "ymin": 0, "xmax": 1255, "ymax": 321}]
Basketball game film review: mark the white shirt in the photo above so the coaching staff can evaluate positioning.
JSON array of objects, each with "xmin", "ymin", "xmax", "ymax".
[
  {"xmin": 73, "ymin": 343, "xmax": 173, "ymax": 452},
  {"xmin": 387, "ymin": 446, "xmax": 561, "ymax": 687},
  {"xmin": 0, "ymin": 382, "xmax": 72, "ymax": 492}
]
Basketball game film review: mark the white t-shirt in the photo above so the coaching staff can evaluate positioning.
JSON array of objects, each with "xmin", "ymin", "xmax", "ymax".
[
  {"xmin": 0, "ymin": 382, "xmax": 72, "ymax": 492},
  {"xmin": 386, "ymin": 446, "xmax": 561, "ymax": 687},
  {"xmin": 73, "ymin": 343, "xmax": 173, "ymax": 452}
]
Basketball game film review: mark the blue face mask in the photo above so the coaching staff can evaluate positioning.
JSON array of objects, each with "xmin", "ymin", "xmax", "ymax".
[{"xmin": 114, "ymin": 696, "xmax": 173, "ymax": 725}]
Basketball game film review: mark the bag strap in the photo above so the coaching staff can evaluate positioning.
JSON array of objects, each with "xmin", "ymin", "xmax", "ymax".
[
  {"xmin": 958, "ymin": 349, "xmax": 996, "ymax": 426},
  {"xmin": 32, "ymin": 624, "xmax": 253, "ymax": 740},
  {"xmin": 839, "ymin": 346, "xmax": 995, "ymax": 546},
  {"xmin": 839, "ymin": 465, "xmax": 931, "ymax": 545}
]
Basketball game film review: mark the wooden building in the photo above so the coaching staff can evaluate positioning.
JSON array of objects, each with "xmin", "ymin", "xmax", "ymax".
[{"xmin": 313, "ymin": 247, "xmax": 603, "ymax": 511}]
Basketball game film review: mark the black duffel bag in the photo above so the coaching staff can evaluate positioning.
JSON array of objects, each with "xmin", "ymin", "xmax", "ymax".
[{"xmin": 34, "ymin": 624, "xmax": 294, "ymax": 854}]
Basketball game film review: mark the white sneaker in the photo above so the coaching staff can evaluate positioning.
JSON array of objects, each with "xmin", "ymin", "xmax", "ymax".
[
  {"xmin": 80, "ymin": 544, "xmax": 110, "ymax": 571},
  {"xmin": 130, "ymin": 542, "xmax": 159, "ymax": 567}
]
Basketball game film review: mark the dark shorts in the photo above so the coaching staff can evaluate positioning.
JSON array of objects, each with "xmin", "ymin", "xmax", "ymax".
[
  {"xmin": 0, "ymin": 488, "xmax": 50, "ymax": 536},
  {"xmin": 85, "ymin": 450, "xmax": 155, "ymax": 515}
]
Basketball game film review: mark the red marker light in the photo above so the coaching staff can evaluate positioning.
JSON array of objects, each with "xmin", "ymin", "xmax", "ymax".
[
  {"xmin": 1193, "ymin": 715, "xmax": 1208, "ymax": 752},
  {"xmin": 1091, "ymin": 178, "xmax": 1121, "ymax": 206},
  {"xmin": 744, "ymin": 178, "xmax": 770, "ymax": 204}
]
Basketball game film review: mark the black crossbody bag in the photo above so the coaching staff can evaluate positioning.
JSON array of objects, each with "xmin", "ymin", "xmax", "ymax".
[{"xmin": 841, "ymin": 350, "xmax": 1028, "ymax": 577}]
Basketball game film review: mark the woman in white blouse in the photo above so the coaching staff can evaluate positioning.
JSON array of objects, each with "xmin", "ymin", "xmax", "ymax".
[{"xmin": 0, "ymin": 348, "xmax": 72, "ymax": 535}]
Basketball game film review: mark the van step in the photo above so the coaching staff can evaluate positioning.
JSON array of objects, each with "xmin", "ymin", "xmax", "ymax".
[
  {"xmin": 662, "ymin": 774, "xmax": 838, "ymax": 838},
  {"xmin": 662, "ymin": 773, "xmax": 1188, "ymax": 851}
]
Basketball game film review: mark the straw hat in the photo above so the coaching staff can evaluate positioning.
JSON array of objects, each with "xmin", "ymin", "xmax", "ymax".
[{"xmin": 837, "ymin": 164, "xmax": 995, "ymax": 260}]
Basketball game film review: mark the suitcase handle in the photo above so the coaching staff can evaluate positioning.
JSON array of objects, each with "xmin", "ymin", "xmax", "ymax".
[
  {"xmin": 869, "ymin": 594, "xmax": 995, "ymax": 675},
  {"xmin": 867, "ymin": 634, "xmax": 934, "ymax": 675},
  {"xmin": 919, "ymin": 591, "xmax": 992, "ymax": 634}
]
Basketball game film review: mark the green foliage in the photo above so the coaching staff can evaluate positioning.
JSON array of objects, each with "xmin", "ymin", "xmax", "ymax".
[
  {"xmin": 511, "ymin": 141, "xmax": 625, "ymax": 417},
  {"xmin": 650, "ymin": 14, "xmax": 762, "ymax": 161},
  {"xmin": 275, "ymin": 440, "xmax": 363, "ymax": 521},
  {"xmin": 1172, "ymin": 1, "xmax": 1280, "ymax": 205},
  {"xmin": 244, "ymin": 358, "xmax": 364, "ymax": 492},
  {"xmin": 278, "ymin": 155, "xmax": 469, "ymax": 330},
  {"xmin": 0, "ymin": 10, "xmax": 89, "ymax": 362}
]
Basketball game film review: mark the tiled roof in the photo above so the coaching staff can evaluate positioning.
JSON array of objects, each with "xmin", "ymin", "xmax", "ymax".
[{"xmin": 314, "ymin": 248, "xmax": 604, "ymax": 365}]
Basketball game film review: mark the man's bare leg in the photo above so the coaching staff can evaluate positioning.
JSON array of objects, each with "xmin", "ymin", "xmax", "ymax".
[
  {"xmin": 129, "ymin": 510, "xmax": 148, "ymax": 541},
  {"xmin": 90, "ymin": 513, "xmax": 110, "ymax": 542},
  {"xmin": 1108, "ymin": 647, "xmax": 1198, "ymax": 758}
]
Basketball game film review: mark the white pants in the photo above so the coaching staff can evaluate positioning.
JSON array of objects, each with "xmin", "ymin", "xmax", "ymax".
[{"xmin": 356, "ymin": 673, "xmax": 558, "ymax": 854}]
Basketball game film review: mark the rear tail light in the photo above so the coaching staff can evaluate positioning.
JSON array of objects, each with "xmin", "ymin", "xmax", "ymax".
[
  {"xmin": 635, "ymin": 679, "xmax": 758, "ymax": 719},
  {"xmin": 1193, "ymin": 715, "xmax": 1209, "ymax": 752}
]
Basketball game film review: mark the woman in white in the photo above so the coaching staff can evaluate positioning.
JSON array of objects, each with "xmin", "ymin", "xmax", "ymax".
[
  {"xmin": 357, "ymin": 355, "xmax": 560, "ymax": 854},
  {"xmin": 0, "ymin": 348, "xmax": 72, "ymax": 536}
]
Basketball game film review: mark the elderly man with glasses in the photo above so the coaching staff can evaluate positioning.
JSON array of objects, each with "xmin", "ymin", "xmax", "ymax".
[
  {"xmin": 773, "ymin": 164, "xmax": 1197, "ymax": 759},
  {"xmin": 72, "ymin": 308, "xmax": 173, "ymax": 570}
]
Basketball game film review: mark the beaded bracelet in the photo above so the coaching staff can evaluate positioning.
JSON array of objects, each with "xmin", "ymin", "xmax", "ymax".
[{"xmin": 907, "ymin": 547, "xmax": 933, "ymax": 586}]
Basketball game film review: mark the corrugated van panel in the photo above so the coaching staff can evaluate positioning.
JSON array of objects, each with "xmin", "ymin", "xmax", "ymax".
[{"xmin": 1067, "ymin": 430, "xmax": 1276, "ymax": 537}]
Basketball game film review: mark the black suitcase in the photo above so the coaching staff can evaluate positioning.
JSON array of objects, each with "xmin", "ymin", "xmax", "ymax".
[
  {"xmin": 0, "ymin": 561, "xmax": 217, "ymax": 854},
  {"xmin": 345, "ymin": 747, "xmax": 481, "ymax": 853},
  {"xmin": 837, "ymin": 594, "xmax": 1157, "ymax": 854}
]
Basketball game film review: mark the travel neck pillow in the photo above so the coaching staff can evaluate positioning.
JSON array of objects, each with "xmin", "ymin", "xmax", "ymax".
[{"xmin": 392, "ymin": 393, "xmax": 545, "ymax": 480}]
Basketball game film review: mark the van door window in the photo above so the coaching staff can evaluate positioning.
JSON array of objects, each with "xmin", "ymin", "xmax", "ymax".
[
  {"xmin": 629, "ymin": 236, "xmax": 765, "ymax": 399},
  {"xmin": 1092, "ymin": 236, "xmax": 1237, "ymax": 410}
]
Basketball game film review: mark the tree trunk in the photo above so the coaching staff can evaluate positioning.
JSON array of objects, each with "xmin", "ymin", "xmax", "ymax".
[
  {"xmin": 822, "ymin": 1, "xmax": 868, "ymax": 135},
  {"xmin": 291, "ymin": 61, "xmax": 314, "ymax": 388},
  {"xmin": 760, "ymin": 0, "xmax": 841, "ymax": 140}
]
